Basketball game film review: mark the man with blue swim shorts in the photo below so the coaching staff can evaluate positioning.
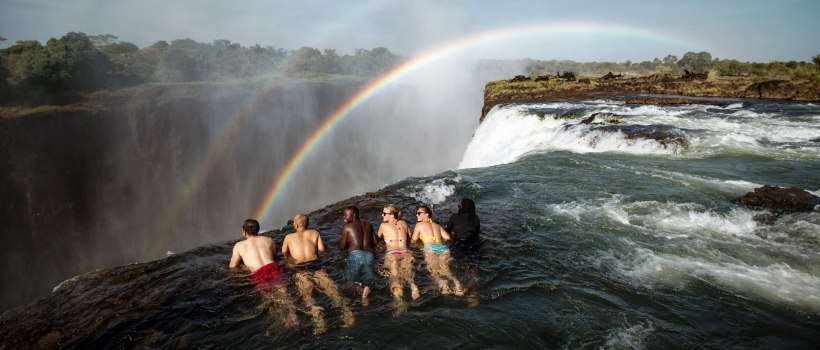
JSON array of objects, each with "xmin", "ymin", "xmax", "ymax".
[
  {"xmin": 411, "ymin": 205, "xmax": 464, "ymax": 296},
  {"xmin": 338, "ymin": 205, "xmax": 377, "ymax": 306}
]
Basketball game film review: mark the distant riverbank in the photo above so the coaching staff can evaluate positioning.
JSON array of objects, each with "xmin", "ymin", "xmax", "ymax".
[{"xmin": 481, "ymin": 73, "xmax": 820, "ymax": 121}]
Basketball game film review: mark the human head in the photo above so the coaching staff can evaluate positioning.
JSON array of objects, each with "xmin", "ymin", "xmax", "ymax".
[
  {"xmin": 458, "ymin": 198, "xmax": 476, "ymax": 214},
  {"xmin": 383, "ymin": 204, "xmax": 402, "ymax": 222},
  {"xmin": 293, "ymin": 214, "xmax": 309, "ymax": 229},
  {"xmin": 343, "ymin": 206, "xmax": 359, "ymax": 223},
  {"xmin": 242, "ymin": 219, "xmax": 260, "ymax": 236},
  {"xmin": 416, "ymin": 205, "xmax": 432, "ymax": 222}
]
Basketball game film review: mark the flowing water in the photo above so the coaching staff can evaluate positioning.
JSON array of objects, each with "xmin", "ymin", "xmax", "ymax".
[{"xmin": 1, "ymin": 99, "xmax": 818, "ymax": 349}]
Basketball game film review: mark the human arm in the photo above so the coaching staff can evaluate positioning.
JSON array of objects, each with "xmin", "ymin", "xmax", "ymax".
[
  {"xmin": 281, "ymin": 235, "xmax": 290, "ymax": 258},
  {"xmin": 316, "ymin": 231, "xmax": 325, "ymax": 254},
  {"xmin": 443, "ymin": 215, "xmax": 455, "ymax": 233},
  {"xmin": 439, "ymin": 225, "xmax": 452, "ymax": 242},
  {"xmin": 411, "ymin": 224, "xmax": 421, "ymax": 247},
  {"xmin": 229, "ymin": 244, "xmax": 242, "ymax": 268}
]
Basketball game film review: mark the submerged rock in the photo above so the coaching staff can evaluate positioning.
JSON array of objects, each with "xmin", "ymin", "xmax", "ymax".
[
  {"xmin": 735, "ymin": 185, "xmax": 820, "ymax": 213},
  {"xmin": 589, "ymin": 124, "xmax": 688, "ymax": 149}
]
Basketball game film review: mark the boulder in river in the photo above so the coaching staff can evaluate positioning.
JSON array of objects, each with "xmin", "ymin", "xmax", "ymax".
[{"xmin": 735, "ymin": 185, "xmax": 820, "ymax": 213}]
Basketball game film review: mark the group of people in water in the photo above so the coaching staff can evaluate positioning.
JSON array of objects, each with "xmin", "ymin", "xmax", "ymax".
[{"xmin": 228, "ymin": 198, "xmax": 481, "ymax": 334}]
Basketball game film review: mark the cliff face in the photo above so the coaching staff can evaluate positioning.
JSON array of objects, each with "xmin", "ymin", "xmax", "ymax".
[
  {"xmin": 481, "ymin": 74, "xmax": 820, "ymax": 121},
  {"xmin": 0, "ymin": 79, "xmax": 377, "ymax": 310}
]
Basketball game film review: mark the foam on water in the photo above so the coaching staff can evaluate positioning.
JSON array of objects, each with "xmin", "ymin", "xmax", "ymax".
[
  {"xmin": 401, "ymin": 176, "xmax": 459, "ymax": 206},
  {"xmin": 602, "ymin": 321, "xmax": 655, "ymax": 350},
  {"xmin": 459, "ymin": 101, "xmax": 820, "ymax": 168},
  {"xmin": 459, "ymin": 104, "xmax": 683, "ymax": 168},
  {"xmin": 549, "ymin": 194, "xmax": 820, "ymax": 312}
]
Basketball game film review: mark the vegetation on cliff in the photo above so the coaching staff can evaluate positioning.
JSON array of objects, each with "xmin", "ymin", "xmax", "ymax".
[
  {"xmin": 0, "ymin": 32, "xmax": 400, "ymax": 106},
  {"xmin": 482, "ymin": 70, "xmax": 820, "ymax": 121}
]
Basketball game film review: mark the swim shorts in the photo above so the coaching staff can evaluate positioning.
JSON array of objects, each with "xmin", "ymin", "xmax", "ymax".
[
  {"xmin": 251, "ymin": 262, "xmax": 285, "ymax": 293},
  {"xmin": 423, "ymin": 244, "xmax": 448, "ymax": 255},
  {"xmin": 345, "ymin": 250, "xmax": 376, "ymax": 285}
]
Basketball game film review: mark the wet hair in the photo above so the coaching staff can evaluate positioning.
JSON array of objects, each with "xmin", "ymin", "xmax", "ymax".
[
  {"xmin": 344, "ymin": 205, "xmax": 359, "ymax": 218},
  {"xmin": 294, "ymin": 214, "xmax": 309, "ymax": 228},
  {"xmin": 458, "ymin": 198, "xmax": 479, "ymax": 225},
  {"xmin": 243, "ymin": 219, "xmax": 260, "ymax": 235},
  {"xmin": 418, "ymin": 205, "xmax": 432, "ymax": 216},
  {"xmin": 384, "ymin": 204, "xmax": 402, "ymax": 220}
]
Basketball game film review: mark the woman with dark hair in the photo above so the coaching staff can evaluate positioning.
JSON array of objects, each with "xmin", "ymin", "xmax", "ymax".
[{"xmin": 443, "ymin": 198, "xmax": 481, "ymax": 264}]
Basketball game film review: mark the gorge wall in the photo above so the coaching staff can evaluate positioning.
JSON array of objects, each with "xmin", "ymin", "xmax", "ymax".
[{"xmin": 0, "ymin": 78, "xmax": 471, "ymax": 311}]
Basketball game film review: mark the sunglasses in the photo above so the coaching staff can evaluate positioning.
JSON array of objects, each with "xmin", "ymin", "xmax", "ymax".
[
  {"xmin": 416, "ymin": 211, "xmax": 428, "ymax": 215},
  {"xmin": 382, "ymin": 212, "xmax": 391, "ymax": 216}
]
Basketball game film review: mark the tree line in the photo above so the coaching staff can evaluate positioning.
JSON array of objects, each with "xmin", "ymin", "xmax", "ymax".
[
  {"xmin": 1, "ymin": 32, "xmax": 818, "ymax": 106},
  {"xmin": 0, "ymin": 32, "xmax": 401, "ymax": 105},
  {"xmin": 523, "ymin": 51, "xmax": 820, "ymax": 80}
]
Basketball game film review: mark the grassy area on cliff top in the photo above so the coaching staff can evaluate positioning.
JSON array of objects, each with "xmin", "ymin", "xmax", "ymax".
[{"xmin": 483, "ymin": 73, "xmax": 820, "ymax": 118}]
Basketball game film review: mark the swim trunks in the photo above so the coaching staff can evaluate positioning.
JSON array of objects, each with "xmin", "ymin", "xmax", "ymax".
[
  {"xmin": 251, "ymin": 262, "xmax": 285, "ymax": 293},
  {"xmin": 345, "ymin": 250, "xmax": 376, "ymax": 285},
  {"xmin": 423, "ymin": 244, "xmax": 448, "ymax": 255},
  {"xmin": 387, "ymin": 249, "xmax": 412, "ymax": 255}
]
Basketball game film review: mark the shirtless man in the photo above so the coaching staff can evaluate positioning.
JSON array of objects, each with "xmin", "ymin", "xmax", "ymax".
[
  {"xmin": 338, "ymin": 206, "xmax": 377, "ymax": 306},
  {"xmin": 411, "ymin": 206, "xmax": 463, "ymax": 296},
  {"xmin": 378, "ymin": 204, "xmax": 420, "ymax": 316},
  {"xmin": 281, "ymin": 214, "xmax": 353, "ymax": 334},
  {"xmin": 229, "ymin": 219, "xmax": 296, "ymax": 327}
]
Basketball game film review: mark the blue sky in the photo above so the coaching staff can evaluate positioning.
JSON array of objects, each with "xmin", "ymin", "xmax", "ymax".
[{"xmin": 1, "ymin": 0, "xmax": 817, "ymax": 62}]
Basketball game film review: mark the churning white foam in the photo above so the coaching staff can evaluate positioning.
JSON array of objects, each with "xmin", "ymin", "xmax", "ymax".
[
  {"xmin": 458, "ymin": 101, "xmax": 820, "ymax": 168},
  {"xmin": 551, "ymin": 195, "xmax": 820, "ymax": 312},
  {"xmin": 602, "ymin": 321, "xmax": 654, "ymax": 350},
  {"xmin": 402, "ymin": 176, "xmax": 458, "ymax": 206},
  {"xmin": 458, "ymin": 104, "xmax": 683, "ymax": 168}
]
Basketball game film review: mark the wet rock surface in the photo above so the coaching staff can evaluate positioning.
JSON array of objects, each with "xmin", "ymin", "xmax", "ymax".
[{"xmin": 736, "ymin": 185, "xmax": 820, "ymax": 213}]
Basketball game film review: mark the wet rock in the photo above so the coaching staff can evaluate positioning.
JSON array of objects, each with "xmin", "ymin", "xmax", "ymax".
[
  {"xmin": 680, "ymin": 70, "xmax": 708, "ymax": 80},
  {"xmin": 509, "ymin": 75, "xmax": 530, "ymax": 82},
  {"xmin": 557, "ymin": 71, "xmax": 576, "ymax": 81},
  {"xmin": 591, "ymin": 124, "xmax": 688, "ymax": 149},
  {"xmin": 735, "ymin": 185, "xmax": 820, "ymax": 213},
  {"xmin": 601, "ymin": 72, "xmax": 623, "ymax": 80},
  {"xmin": 581, "ymin": 112, "xmax": 621, "ymax": 124},
  {"xmin": 625, "ymin": 97, "xmax": 714, "ymax": 105},
  {"xmin": 742, "ymin": 80, "xmax": 798, "ymax": 100}
]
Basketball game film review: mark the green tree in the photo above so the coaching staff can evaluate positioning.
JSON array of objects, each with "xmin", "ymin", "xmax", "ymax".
[
  {"xmin": 99, "ymin": 41, "xmax": 144, "ymax": 86},
  {"xmin": 677, "ymin": 51, "xmax": 712, "ymax": 72},
  {"xmin": 89, "ymin": 34, "xmax": 119, "ymax": 46},
  {"xmin": 813, "ymin": 54, "xmax": 820, "ymax": 67},
  {"xmin": 663, "ymin": 54, "xmax": 678, "ymax": 66},
  {"xmin": 13, "ymin": 32, "xmax": 111, "ymax": 92}
]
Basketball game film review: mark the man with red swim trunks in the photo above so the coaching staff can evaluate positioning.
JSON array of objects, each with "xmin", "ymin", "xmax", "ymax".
[
  {"xmin": 230, "ymin": 219, "xmax": 284, "ymax": 290},
  {"xmin": 229, "ymin": 218, "xmax": 295, "ymax": 326}
]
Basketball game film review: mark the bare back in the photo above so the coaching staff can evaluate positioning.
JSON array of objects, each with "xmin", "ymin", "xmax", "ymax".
[
  {"xmin": 378, "ymin": 220, "xmax": 410, "ymax": 251},
  {"xmin": 229, "ymin": 235, "xmax": 277, "ymax": 272},
  {"xmin": 283, "ymin": 229, "xmax": 324, "ymax": 263},
  {"xmin": 412, "ymin": 220, "xmax": 451, "ymax": 247},
  {"xmin": 340, "ymin": 219, "xmax": 377, "ymax": 254}
]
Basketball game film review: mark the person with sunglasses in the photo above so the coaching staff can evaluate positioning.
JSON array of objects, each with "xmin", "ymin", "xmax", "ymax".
[
  {"xmin": 377, "ymin": 204, "xmax": 420, "ymax": 315},
  {"xmin": 411, "ymin": 205, "xmax": 464, "ymax": 296}
]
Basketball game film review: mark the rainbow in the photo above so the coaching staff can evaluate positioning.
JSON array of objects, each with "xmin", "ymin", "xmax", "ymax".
[{"xmin": 253, "ymin": 21, "xmax": 697, "ymax": 225}]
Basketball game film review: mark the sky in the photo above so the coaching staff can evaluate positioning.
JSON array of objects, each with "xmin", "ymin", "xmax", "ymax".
[{"xmin": 1, "ymin": 0, "xmax": 818, "ymax": 63}]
